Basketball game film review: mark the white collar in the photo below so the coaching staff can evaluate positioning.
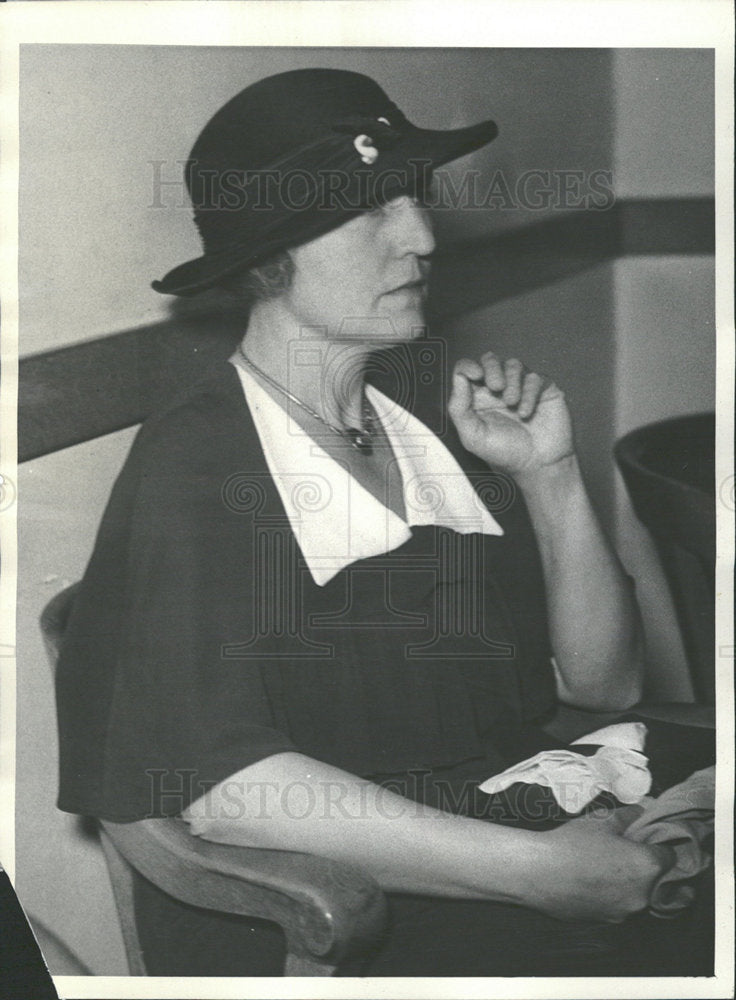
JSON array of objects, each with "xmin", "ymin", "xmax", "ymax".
[{"xmin": 231, "ymin": 356, "xmax": 503, "ymax": 586}]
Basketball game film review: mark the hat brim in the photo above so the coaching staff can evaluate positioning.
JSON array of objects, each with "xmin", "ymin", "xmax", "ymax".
[{"xmin": 152, "ymin": 118, "xmax": 498, "ymax": 297}]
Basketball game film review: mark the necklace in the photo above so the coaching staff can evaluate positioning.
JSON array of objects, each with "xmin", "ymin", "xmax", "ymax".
[{"xmin": 237, "ymin": 347, "xmax": 376, "ymax": 455}]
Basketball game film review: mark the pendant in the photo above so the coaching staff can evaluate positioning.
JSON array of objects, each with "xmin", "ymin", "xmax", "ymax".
[{"xmin": 346, "ymin": 428, "xmax": 373, "ymax": 454}]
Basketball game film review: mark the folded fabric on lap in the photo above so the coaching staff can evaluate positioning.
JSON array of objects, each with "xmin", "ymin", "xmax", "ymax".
[
  {"xmin": 615, "ymin": 765, "xmax": 715, "ymax": 917},
  {"xmin": 478, "ymin": 722, "xmax": 651, "ymax": 813},
  {"xmin": 564, "ymin": 765, "xmax": 715, "ymax": 917}
]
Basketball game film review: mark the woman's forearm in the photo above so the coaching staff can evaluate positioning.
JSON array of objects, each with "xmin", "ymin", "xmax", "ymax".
[
  {"xmin": 446, "ymin": 358, "xmax": 644, "ymax": 711},
  {"xmin": 183, "ymin": 752, "xmax": 667, "ymax": 923},
  {"xmin": 515, "ymin": 455, "xmax": 645, "ymax": 710},
  {"xmin": 184, "ymin": 752, "xmax": 536, "ymax": 902}
]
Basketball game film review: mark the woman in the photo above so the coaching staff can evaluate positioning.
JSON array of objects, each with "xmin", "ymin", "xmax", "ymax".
[{"xmin": 56, "ymin": 68, "xmax": 709, "ymax": 977}]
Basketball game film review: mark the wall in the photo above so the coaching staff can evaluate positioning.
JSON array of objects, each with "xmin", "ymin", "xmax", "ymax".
[
  {"xmin": 611, "ymin": 50, "xmax": 715, "ymax": 699},
  {"xmin": 612, "ymin": 49, "xmax": 714, "ymax": 199}
]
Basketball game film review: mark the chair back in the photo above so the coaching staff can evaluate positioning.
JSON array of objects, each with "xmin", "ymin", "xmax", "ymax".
[{"xmin": 615, "ymin": 413, "xmax": 715, "ymax": 704}]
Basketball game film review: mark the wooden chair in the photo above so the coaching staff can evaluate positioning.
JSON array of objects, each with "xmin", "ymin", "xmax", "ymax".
[
  {"xmin": 41, "ymin": 584, "xmax": 388, "ymax": 976},
  {"xmin": 615, "ymin": 413, "xmax": 716, "ymax": 704}
]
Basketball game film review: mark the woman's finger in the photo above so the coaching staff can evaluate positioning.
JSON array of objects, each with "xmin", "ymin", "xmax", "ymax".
[
  {"xmin": 517, "ymin": 371, "xmax": 544, "ymax": 420},
  {"xmin": 502, "ymin": 358, "xmax": 524, "ymax": 407},
  {"xmin": 454, "ymin": 357, "xmax": 485, "ymax": 383},
  {"xmin": 448, "ymin": 368, "xmax": 474, "ymax": 421},
  {"xmin": 540, "ymin": 380, "xmax": 564, "ymax": 402},
  {"xmin": 479, "ymin": 351, "xmax": 505, "ymax": 393}
]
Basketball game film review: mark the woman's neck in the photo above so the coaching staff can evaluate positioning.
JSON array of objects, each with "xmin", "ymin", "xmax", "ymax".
[{"xmin": 241, "ymin": 300, "xmax": 373, "ymax": 430}]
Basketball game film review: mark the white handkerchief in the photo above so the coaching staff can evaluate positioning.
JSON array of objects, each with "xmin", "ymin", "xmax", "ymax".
[
  {"xmin": 478, "ymin": 723, "xmax": 652, "ymax": 814},
  {"xmin": 571, "ymin": 721, "xmax": 647, "ymax": 752}
]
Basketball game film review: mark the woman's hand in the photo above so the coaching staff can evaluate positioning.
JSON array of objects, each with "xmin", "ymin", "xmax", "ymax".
[
  {"xmin": 448, "ymin": 353, "xmax": 574, "ymax": 478},
  {"xmin": 528, "ymin": 817, "xmax": 674, "ymax": 924}
]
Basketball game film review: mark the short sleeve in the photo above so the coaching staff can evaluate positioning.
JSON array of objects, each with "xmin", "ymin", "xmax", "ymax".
[{"xmin": 56, "ymin": 382, "xmax": 298, "ymax": 822}]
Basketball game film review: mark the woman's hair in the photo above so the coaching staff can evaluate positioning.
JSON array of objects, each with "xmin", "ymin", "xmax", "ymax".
[{"xmin": 219, "ymin": 250, "xmax": 295, "ymax": 306}]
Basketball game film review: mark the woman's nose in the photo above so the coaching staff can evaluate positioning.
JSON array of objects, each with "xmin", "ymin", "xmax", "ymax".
[{"xmin": 391, "ymin": 197, "xmax": 436, "ymax": 258}]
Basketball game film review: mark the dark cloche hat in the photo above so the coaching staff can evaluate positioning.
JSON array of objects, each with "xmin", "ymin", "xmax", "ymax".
[{"xmin": 153, "ymin": 68, "xmax": 498, "ymax": 296}]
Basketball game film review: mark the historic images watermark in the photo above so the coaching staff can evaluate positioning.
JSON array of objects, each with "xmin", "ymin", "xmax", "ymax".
[
  {"xmin": 144, "ymin": 767, "xmax": 622, "ymax": 824},
  {"xmin": 149, "ymin": 159, "xmax": 616, "ymax": 213}
]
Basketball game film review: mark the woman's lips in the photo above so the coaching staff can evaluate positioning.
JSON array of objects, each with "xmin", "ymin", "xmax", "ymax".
[{"xmin": 385, "ymin": 279, "xmax": 428, "ymax": 295}]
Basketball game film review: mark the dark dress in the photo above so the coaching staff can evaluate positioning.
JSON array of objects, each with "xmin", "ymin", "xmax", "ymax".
[{"xmin": 55, "ymin": 360, "xmax": 714, "ymax": 976}]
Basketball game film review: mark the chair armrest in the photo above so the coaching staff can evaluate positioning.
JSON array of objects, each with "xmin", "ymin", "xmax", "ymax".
[
  {"xmin": 543, "ymin": 701, "xmax": 715, "ymax": 744},
  {"xmin": 633, "ymin": 701, "xmax": 715, "ymax": 729},
  {"xmin": 100, "ymin": 817, "xmax": 387, "ymax": 968},
  {"xmin": 542, "ymin": 704, "xmax": 624, "ymax": 743}
]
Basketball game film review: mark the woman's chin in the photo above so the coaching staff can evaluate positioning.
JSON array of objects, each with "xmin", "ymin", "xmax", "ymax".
[
  {"xmin": 376, "ymin": 306, "xmax": 428, "ymax": 342},
  {"xmin": 326, "ymin": 305, "xmax": 427, "ymax": 344}
]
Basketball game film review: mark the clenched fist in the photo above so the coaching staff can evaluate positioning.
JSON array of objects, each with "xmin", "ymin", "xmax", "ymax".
[{"xmin": 448, "ymin": 352, "xmax": 574, "ymax": 479}]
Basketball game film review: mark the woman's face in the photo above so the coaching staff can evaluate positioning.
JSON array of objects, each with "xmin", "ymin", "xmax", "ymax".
[{"xmin": 281, "ymin": 195, "xmax": 436, "ymax": 343}]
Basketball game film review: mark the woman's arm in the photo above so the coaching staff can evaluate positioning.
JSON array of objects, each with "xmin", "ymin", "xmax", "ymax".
[
  {"xmin": 448, "ymin": 353, "xmax": 644, "ymax": 711},
  {"xmin": 514, "ymin": 453, "xmax": 644, "ymax": 710},
  {"xmin": 184, "ymin": 751, "xmax": 669, "ymax": 924}
]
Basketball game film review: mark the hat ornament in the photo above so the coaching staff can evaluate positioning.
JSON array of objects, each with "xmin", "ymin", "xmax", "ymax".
[
  {"xmin": 332, "ymin": 113, "xmax": 403, "ymax": 165},
  {"xmin": 353, "ymin": 135, "xmax": 379, "ymax": 164}
]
